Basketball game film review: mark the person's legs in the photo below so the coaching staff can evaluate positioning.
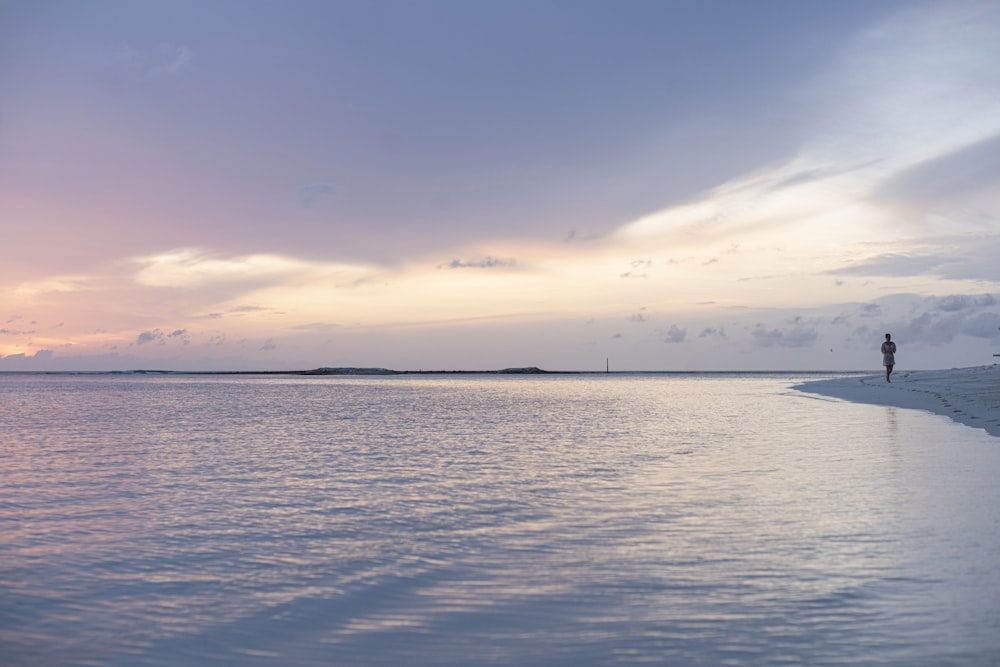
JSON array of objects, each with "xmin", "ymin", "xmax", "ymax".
[{"xmin": 886, "ymin": 364, "xmax": 893, "ymax": 382}]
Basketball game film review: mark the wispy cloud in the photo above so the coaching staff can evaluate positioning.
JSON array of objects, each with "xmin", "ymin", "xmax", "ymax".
[
  {"xmin": 132, "ymin": 249, "xmax": 307, "ymax": 288},
  {"xmin": 298, "ymin": 183, "xmax": 333, "ymax": 209},
  {"xmin": 830, "ymin": 253, "xmax": 958, "ymax": 277},
  {"xmin": 873, "ymin": 133, "xmax": 1000, "ymax": 208},
  {"xmin": 115, "ymin": 43, "xmax": 192, "ymax": 78},
  {"xmin": 446, "ymin": 257, "xmax": 516, "ymax": 269}
]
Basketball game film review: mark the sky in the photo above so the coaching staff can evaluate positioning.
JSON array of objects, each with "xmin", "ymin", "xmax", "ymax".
[{"xmin": 2, "ymin": 0, "xmax": 999, "ymax": 372}]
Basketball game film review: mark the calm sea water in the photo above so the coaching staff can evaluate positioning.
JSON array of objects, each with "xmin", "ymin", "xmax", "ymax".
[{"xmin": 1, "ymin": 373, "xmax": 998, "ymax": 666}]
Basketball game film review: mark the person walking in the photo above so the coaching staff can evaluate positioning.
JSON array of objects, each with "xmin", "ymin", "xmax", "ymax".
[{"xmin": 881, "ymin": 333, "xmax": 897, "ymax": 383}]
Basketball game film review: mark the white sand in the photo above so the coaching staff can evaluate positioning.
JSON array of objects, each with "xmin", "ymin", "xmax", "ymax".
[{"xmin": 795, "ymin": 364, "xmax": 1000, "ymax": 438}]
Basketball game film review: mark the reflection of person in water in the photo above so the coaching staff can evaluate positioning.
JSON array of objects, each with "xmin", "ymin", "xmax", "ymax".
[{"xmin": 881, "ymin": 333, "xmax": 897, "ymax": 383}]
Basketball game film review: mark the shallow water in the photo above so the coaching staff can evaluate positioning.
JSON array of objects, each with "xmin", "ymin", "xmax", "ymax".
[{"xmin": 1, "ymin": 373, "xmax": 998, "ymax": 666}]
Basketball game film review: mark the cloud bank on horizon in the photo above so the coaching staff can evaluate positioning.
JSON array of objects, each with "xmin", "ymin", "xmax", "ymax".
[{"xmin": 2, "ymin": 0, "xmax": 999, "ymax": 371}]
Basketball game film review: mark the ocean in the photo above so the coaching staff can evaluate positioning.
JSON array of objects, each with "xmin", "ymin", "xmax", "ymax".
[{"xmin": 2, "ymin": 373, "xmax": 998, "ymax": 666}]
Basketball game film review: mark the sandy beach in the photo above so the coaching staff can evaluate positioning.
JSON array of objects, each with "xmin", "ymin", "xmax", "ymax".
[{"xmin": 795, "ymin": 364, "xmax": 1000, "ymax": 438}]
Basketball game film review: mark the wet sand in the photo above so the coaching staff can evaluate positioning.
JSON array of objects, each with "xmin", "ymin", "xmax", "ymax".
[{"xmin": 795, "ymin": 364, "xmax": 1000, "ymax": 438}]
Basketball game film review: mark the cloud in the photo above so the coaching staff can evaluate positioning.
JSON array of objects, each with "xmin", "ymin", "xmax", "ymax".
[
  {"xmin": 168, "ymin": 329, "xmax": 190, "ymax": 346},
  {"xmin": 961, "ymin": 311, "xmax": 1000, "ymax": 338},
  {"xmin": 116, "ymin": 43, "xmax": 192, "ymax": 78},
  {"xmin": 830, "ymin": 253, "xmax": 958, "ymax": 277},
  {"xmin": 934, "ymin": 294, "xmax": 996, "ymax": 312},
  {"xmin": 136, "ymin": 328, "xmax": 189, "ymax": 346},
  {"xmin": 136, "ymin": 330, "xmax": 163, "ymax": 345},
  {"xmin": 564, "ymin": 230, "xmax": 601, "ymax": 243},
  {"xmin": 260, "ymin": 339, "xmax": 277, "ymax": 351},
  {"xmin": 298, "ymin": 183, "xmax": 334, "ymax": 209},
  {"xmin": 860, "ymin": 303, "xmax": 882, "ymax": 317},
  {"xmin": 752, "ymin": 324, "xmax": 818, "ymax": 348},
  {"xmin": 852, "ymin": 292, "xmax": 1000, "ymax": 348},
  {"xmin": 0, "ymin": 351, "xmax": 135, "ymax": 372},
  {"xmin": 698, "ymin": 327, "xmax": 726, "ymax": 338},
  {"xmin": 0, "ymin": 349, "xmax": 55, "ymax": 369},
  {"xmin": 621, "ymin": 258, "xmax": 652, "ymax": 278},
  {"xmin": 874, "ymin": 133, "xmax": 1000, "ymax": 207},
  {"xmin": 661, "ymin": 324, "xmax": 686, "ymax": 343},
  {"xmin": 14, "ymin": 277, "xmax": 90, "ymax": 298},
  {"xmin": 446, "ymin": 257, "xmax": 515, "ymax": 269},
  {"xmin": 133, "ymin": 249, "xmax": 309, "ymax": 288},
  {"xmin": 290, "ymin": 322, "xmax": 340, "ymax": 332},
  {"xmin": 765, "ymin": 159, "xmax": 883, "ymax": 193}
]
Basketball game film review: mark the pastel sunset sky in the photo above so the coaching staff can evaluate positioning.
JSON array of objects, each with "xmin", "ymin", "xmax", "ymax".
[{"xmin": 2, "ymin": 0, "xmax": 999, "ymax": 371}]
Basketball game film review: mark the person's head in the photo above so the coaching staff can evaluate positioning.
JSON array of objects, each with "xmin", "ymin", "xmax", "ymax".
[{"xmin": 885, "ymin": 333, "xmax": 892, "ymax": 341}]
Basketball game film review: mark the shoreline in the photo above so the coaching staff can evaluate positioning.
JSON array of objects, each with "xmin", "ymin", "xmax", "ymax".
[{"xmin": 794, "ymin": 365, "xmax": 1000, "ymax": 438}]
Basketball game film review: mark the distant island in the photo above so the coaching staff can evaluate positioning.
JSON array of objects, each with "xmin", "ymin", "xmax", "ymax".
[
  {"xmin": 297, "ymin": 366, "xmax": 554, "ymax": 375},
  {"xmin": 107, "ymin": 366, "xmax": 561, "ymax": 376}
]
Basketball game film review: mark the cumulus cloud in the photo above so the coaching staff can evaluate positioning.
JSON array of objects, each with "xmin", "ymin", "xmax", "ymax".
[
  {"xmin": 168, "ymin": 329, "xmax": 190, "ymax": 346},
  {"xmin": 850, "ymin": 292, "xmax": 1000, "ymax": 348},
  {"xmin": 260, "ymin": 339, "xmax": 277, "ymax": 351},
  {"xmin": 860, "ymin": 303, "xmax": 882, "ymax": 317},
  {"xmin": 933, "ymin": 294, "xmax": 996, "ymax": 312},
  {"xmin": 137, "ymin": 328, "xmax": 191, "ymax": 346},
  {"xmin": 698, "ymin": 327, "xmax": 726, "ymax": 338},
  {"xmin": 136, "ymin": 330, "xmax": 163, "ymax": 345},
  {"xmin": 0, "ymin": 349, "xmax": 55, "ymax": 369},
  {"xmin": 661, "ymin": 324, "xmax": 686, "ymax": 343},
  {"xmin": 752, "ymin": 324, "xmax": 818, "ymax": 348},
  {"xmin": 961, "ymin": 311, "xmax": 1000, "ymax": 338}
]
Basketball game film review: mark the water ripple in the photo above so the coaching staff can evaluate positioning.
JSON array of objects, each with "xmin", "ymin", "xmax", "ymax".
[{"xmin": 2, "ymin": 374, "xmax": 999, "ymax": 665}]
